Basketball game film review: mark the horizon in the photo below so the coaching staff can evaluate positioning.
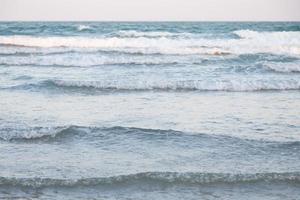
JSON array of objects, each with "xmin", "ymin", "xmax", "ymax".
[{"xmin": 1, "ymin": 20, "xmax": 300, "ymax": 22}]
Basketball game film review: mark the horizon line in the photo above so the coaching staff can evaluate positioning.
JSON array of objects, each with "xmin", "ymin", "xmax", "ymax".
[{"xmin": 0, "ymin": 20, "xmax": 300, "ymax": 23}]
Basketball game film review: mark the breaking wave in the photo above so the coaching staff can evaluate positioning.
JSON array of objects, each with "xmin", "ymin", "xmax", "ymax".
[
  {"xmin": 0, "ymin": 125, "xmax": 194, "ymax": 141},
  {"xmin": 76, "ymin": 25, "xmax": 93, "ymax": 31},
  {"xmin": 12, "ymin": 79, "xmax": 300, "ymax": 92},
  {"xmin": 0, "ymin": 30, "xmax": 299, "ymax": 56},
  {"xmin": 234, "ymin": 29, "xmax": 300, "ymax": 40},
  {"xmin": 0, "ymin": 126, "xmax": 70, "ymax": 141},
  {"xmin": 1, "ymin": 172, "xmax": 299, "ymax": 188},
  {"xmin": 0, "ymin": 125, "xmax": 170, "ymax": 141},
  {"xmin": 0, "ymin": 125, "xmax": 300, "ymax": 145}
]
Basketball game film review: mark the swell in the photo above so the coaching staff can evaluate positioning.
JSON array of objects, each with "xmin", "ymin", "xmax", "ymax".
[
  {"xmin": 2, "ymin": 125, "xmax": 300, "ymax": 147},
  {"xmin": 1, "ymin": 172, "xmax": 299, "ymax": 188},
  {"xmin": 0, "ymin": 125, "xmax": 183, "ymax": 141},
  {"xmin": 8, "ymin": 79, "xmax": 300, "ymax": 92}
]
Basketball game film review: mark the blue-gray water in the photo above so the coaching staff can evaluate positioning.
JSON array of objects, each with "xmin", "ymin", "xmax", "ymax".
[{"xmin": 0, "ymin": 22, "xmax": 300, "ymax": 200}]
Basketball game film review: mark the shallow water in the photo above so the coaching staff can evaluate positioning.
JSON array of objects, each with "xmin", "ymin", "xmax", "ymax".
[{"xmin": 0, "ymin": 22, "xmax": 300, "ymax": 199}]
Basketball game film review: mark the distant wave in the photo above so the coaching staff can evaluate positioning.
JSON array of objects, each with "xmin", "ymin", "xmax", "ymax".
[
  {"xmin": 10, "ymin": 79, "xmax": 300, "ymax": 92},
  {"xmin": 234, "ymin": 29, "xmax": 300, "ymax": 40},
  {"xmin": 117, "ymin": 30, "xmax": 176, "ymax": 37},
  {"xmin": 76, "ymin": 25, "xmax": 93, "ymax": 31},
  {"xmin": 1, "ymin": 172, "xmax": 299, "ymax": 188},
  {"xmin": 116, "ymin": 30, "xmax": 195, "ymax": 38}
]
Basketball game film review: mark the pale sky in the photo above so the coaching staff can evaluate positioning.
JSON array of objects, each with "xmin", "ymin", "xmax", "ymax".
[{"xmin": 1, "ymin": 0, "xmax": 300, "ymax": 21}]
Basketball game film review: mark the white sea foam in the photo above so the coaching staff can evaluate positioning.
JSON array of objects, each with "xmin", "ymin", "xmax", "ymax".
[
  {"xmin": 232, "ymin": 30, "xmax": 300, "ymax": 55},
  {"xmin": 0, "ymin": 35, "xmax": 210, "ymax": 53},
  {"xmin": 0, "ymin": 126, "xmax": 67, "ymax": 141},
  {"xmin": 77, "ymin": 25, "xmax": 92, "ymax": 31},
  {"xmin": 234, "ymin": 29, "xmax": 300, "ymax": 41},
  {"xmin": 0, "ymin": 30, "xmax": 299, "ymax": 56},
  {"xmin": 0, "ymin": 30, "xmax": 300, "ymax": 55}
]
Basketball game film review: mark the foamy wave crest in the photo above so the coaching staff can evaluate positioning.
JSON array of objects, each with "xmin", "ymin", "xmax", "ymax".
[
  {"xmin": 1, "ymin": 33, "xmax": 299, "ymax": 56},
  {"xmin": 77, "ymin": 25, "xmax": 93, "ymax": 31},
  {"xmin": 28, "ymin": 79, "xmax": 300, "ymax": 92},
  {"xmin": 233, "ymin": 30, "xmax": 300, "ymax": 55},
  {"xmin": 0, "ymin": 126, "xmax": 70, "ymax": 141},
  {"xmin": 234, "ymin": 30, "xmax": 300, "ymax": 40},
  {"xmin": 1, "ymin": 172, "xmax": 299, "ymax": 188},
  {"xmin": 0, "ymin": 35, "xmax": 222, "ymax": 55}
]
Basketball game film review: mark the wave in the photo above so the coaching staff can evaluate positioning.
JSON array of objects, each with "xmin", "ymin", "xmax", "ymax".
[
  {"xmin": 2, "ymin": 52, "xmax": 299, "ymax": 72},
  {"xmin": 0, "ymin": 125, "xmax": 132, "ymax": 141},
  {"xmin": 2, "ymin": 125, "xmax": 300, "ymax": 145},
  {"xmin": 263, "ymin": 61, "xmax": 300, "ymax": 73},
  {"xmin": 117, "ymin": 30, "xmax": 178, "ymax": 38},
  {"xmin": 0, "ymin": 32, "xmax": 299, "ymax": 56},
  {"xmin": 0, "ymin": 55, "xmax": 182, "ymax": 67},
  {"xmin": 234, "ymin": 29, "xmax": 300, "ymax": 40},
  {"xmin": 0, "ymin": 125, "xmax": 186, "ymax": 141},
  {"xmin": 11, "ymin": 79, "xmax": 300, "ymax": 92},
  {"xmin": 76, "ymin": 25, "xmax": 93, "ymax": 31},
  {"xmin": 0, "ymin": 126, "xmax": 71, "ymax": 141},
  {"xmin": 0, "ymin": 125, "xmax": 179, "ymax": 141},
  {"xmin": 0, "ymin": 35, "xmax": 187, "ymax": 48},
  {"xmin": 0, "ymin": 172, "xmax": 299, "ymax": 188},
  {"xmin": 115, "ymin": 30, "xmax": 196, "ymax": 38},
  {"xmin": 0, "ymin": 47, "xmax": 174, "ymax": 57},
  {"xmin": 13, "ymin": 75, "xmax": 33, "ymax": 80},
  {"xmin": 0, "ymin": 36, "xmax": 230, "ymax": 56},
  {"xmin": 233, "ymin": 30, "xmax": 300, "ymax": 55}
]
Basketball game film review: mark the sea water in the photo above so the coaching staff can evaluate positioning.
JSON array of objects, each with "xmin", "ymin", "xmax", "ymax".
[{"xmin": 0, "ymin": 22, "xmax": 300, "ymax": 199}]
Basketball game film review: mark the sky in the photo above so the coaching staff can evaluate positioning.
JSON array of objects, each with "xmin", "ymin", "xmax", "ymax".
[{"xmin": 1, "ymin": 0, "xmax": 300, "ymax": 21}]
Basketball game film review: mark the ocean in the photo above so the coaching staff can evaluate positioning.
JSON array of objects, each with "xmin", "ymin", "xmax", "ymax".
[{"xmin": 0, "ymin": 22, "xmax": 299, "ymax": 200}]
